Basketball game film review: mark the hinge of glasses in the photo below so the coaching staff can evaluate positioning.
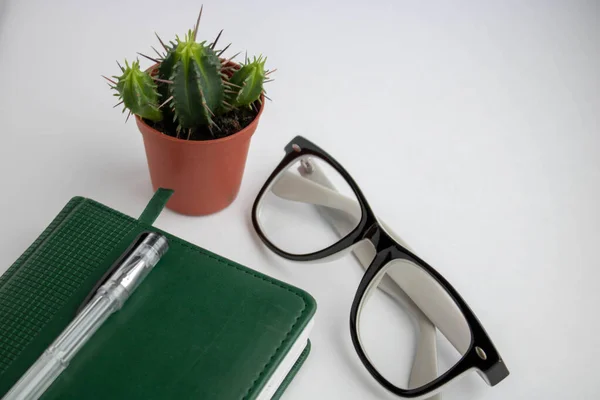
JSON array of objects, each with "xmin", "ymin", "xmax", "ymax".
[
  {"xmin": 363, "ymin": 223, "xmax": 380, "ymax": 244},
  {"xmin": 299, "ymin": 158, "xmax": 314, "ymax": 174}
]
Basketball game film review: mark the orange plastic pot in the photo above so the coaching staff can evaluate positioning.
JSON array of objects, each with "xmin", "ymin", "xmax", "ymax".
[{"xmin": 136, "ymin": 100, "xmax": 263, "ymax": 216}]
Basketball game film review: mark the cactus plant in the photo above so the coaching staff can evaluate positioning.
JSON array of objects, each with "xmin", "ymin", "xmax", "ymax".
[
  {"xmin": 106, "ymin": 7, "xmax": 272, "ymax": 140},
  {"xmin": 104, "ymin": 60, "xmax": 162, "ymax": 122},
  {"xmin": 163, "ymin": 30, "xmax": 224, "ymax": 130},
  {"xmin": 225, "ymin": 55, "xmax": 268, "ymax": 109}
]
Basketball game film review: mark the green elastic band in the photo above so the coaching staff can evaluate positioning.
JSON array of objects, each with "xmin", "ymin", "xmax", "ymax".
[{"xmin": 138, "ymin": 188, "xmax": 174, "ymax": 225}]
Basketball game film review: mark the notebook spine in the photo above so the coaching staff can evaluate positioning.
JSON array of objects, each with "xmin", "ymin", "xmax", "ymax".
[{"xmin": 271, "ymin": 341, "xmax": 312, "ymax": 400}]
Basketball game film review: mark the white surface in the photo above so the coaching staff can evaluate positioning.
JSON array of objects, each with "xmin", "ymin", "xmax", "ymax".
[{"xmin": 0, "ymin": 1, "xmax": 598, "ymax": 399}]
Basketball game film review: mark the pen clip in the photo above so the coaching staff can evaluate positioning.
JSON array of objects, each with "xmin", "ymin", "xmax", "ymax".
[{"xmin": 75, "ymin": 232, "xmax": 153, "ymax": 316}]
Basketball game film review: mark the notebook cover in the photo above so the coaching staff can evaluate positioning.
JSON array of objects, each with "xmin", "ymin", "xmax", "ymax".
[{"xmin": 0, "ymin": 196, "xmax": 316, "ymax": 399}]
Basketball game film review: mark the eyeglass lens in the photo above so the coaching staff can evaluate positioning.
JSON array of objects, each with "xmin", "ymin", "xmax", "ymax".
[
  {"xmin": 357, "ymin": 258, "xmax": 472, "ymax": 389},
  {"xmin": 255, "ymin": 155, "xmax": 361, "ymax": 255}
]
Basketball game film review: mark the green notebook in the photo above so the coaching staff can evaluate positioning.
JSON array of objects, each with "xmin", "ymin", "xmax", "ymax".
[{"xmin": 0, "ymin": 190, "xmax": 316, "ymax": 399}]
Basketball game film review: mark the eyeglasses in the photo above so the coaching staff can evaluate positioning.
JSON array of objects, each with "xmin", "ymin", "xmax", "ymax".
[{"xmin": 251, "ymin": 136, "xmax": 509, "ymax": 399}]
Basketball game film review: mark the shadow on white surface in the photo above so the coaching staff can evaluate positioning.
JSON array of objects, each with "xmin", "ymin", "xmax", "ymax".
[
  {"xmin": 244, "ymin": 211, "xmax": 274, "ymax": 257},
  {"xmin": 0, "ymin": 0, "xmax": 7, "ymax": 28},
  {"xmin": 81, "ymin": 157, "xmax": 152, "ymax": 202},
  {"xmin": 331, "ymin": 317, "xmax": 397, "ymax": 398}
]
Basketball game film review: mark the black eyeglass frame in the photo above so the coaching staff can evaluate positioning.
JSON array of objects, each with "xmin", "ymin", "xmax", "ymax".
[{"xmin": 251, "ymin": 136, "xmax": 509, "ymax": 398}]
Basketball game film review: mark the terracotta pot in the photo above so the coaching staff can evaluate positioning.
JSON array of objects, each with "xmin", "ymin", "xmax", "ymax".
[{"xmin": 136, "ymin": 99, "xmax": 264, "ymax": 216}]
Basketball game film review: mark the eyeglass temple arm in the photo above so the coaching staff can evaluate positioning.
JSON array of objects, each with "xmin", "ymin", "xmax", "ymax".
[
  {"xmin": 272, "ymin": 170, "xmax": 440, "ymax": 395},
  {"xmin": 300, "ymin": 170, "xmax": 442, "ymax": 394}
]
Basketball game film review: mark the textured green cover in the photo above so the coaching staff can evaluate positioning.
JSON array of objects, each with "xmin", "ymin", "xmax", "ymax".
[{"xmin": 0, "ymin": 196, "xmax": 316, "ymax": 399}]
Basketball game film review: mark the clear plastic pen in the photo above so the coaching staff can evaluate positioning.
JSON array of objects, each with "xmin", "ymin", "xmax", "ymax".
[{"xmin": 3, "ymin": 232, "xmax": 169, "ymax": 400}]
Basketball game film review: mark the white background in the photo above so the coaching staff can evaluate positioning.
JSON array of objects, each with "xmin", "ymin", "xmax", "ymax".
[{"xmin": 0, "ymin": 1, "xmax": 598, "ymax": 399}]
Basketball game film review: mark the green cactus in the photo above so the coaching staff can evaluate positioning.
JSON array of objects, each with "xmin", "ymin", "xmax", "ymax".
[
  {"xmin": 157, "ymin": 30, "xmax": 224, "ymax": 130},
  {"xmin": 225, "ymin": 55, "xmax": 267, "ymax": 109},
  {"xmin": 108, "ymin": 60, "xmax": 162, "ymax": 122},
  {"xmin": 107, "ymin": 7, "xmax": 273, "ymax": 139}
]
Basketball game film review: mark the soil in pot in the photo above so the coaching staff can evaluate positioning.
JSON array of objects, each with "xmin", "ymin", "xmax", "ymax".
[{"xmin": 143, "ymin": 103, "xmax": 259, "ymax": 141}]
